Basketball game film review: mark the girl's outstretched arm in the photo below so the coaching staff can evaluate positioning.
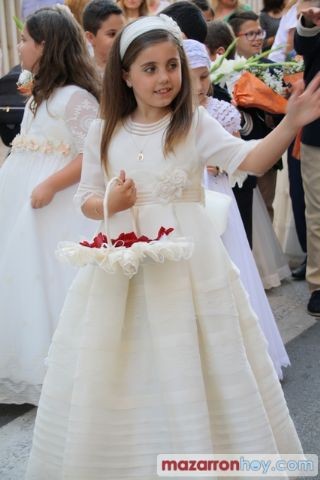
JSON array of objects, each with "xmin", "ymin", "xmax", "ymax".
[
  {"xmin": 240, "ymin": 74, "xmax": 320, "ymax": 175},
  {"xmin": 31, "ymin": 154, "xmax": 83, "ymax": 209}
]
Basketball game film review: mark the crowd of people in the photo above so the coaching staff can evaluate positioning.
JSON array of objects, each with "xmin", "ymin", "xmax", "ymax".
[{"xmin": 0, "ymin": 0, "xmax": 319, "ymax": 478}]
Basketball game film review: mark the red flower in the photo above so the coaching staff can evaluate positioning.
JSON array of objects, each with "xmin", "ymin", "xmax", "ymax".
[
  {"xmin": 80, "ymin": 227, "xmax": 174, "ymax": 249},
  {"xmin": 80, "ymin": 232, "xmax": 108, "ymax": 248}
]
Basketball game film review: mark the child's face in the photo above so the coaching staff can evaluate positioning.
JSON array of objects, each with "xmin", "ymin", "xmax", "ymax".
[
  {"xmin": 190, "ymin": 66, "xmax": 211, "ymax": 106},
  {"xmin": 123, "ymin": 0, "xmax": 143, "ymax": 11},
  {"xmin": 219, "ymin": 0, "xmax": 238, "ymax": 8},
  {"xmin": 18, "ymin": 27, "xmax": 44, "ymax": 72},
  {"xmin": 123, "ymin": 40, "xmax": 182, "ymax": 118},
  {"xmin": 236, "ymin": 20, "xmax": 265, "ymax": 58},
  {"xmin": 87, "ymin": 14, "xmax": 125, "ymax": 66}
]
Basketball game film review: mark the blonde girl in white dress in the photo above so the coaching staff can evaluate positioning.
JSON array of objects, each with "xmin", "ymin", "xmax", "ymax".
[
  {"xmin": 26, "ymin": 14, "xmax": 320, "ymax": 479},
  {"xmin": 183, "ymin": 38, "xmax": 290, "ymax": 379},
  {"xmin": 0, "ymin": 6, "xmax": 99, "ymax": 405}
]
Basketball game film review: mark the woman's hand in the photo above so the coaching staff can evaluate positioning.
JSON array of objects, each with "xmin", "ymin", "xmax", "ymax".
[
  {"xmin": 31, "ymin": 181, "xmax": 56, "ymax": 208},
  {"xmin": 285, "ymin": 73, "xmax": 320, "ymax": 130},
  {"xmin": 108, "ymin": 170, "xmax": 137, "ymax": 216}
]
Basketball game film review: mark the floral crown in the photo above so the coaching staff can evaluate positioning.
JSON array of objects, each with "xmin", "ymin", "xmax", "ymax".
[{"xmin": 120, "ymin": 14, "xmax": 183, "ymax": 60}]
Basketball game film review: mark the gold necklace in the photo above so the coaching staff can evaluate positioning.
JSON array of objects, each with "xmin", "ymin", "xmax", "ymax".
[{"xmin": 129, "ymin": 132, "xmax": 150, "ymax": 161}]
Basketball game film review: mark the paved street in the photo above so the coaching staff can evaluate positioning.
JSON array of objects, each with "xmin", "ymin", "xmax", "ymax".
[{"xmin": 0, "ymin": 269, "xmax": 319, "ymax": 479}]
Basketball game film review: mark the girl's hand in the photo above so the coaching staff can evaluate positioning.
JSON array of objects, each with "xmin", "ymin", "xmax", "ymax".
[
  {"xmin": 285, "ymin": 74, "xmax": 320, "ymax": 131},
  {"xmin": 31, "ymin": 181, "xmax": 56, "ymax": 208},
  {"xmin": 300, "ymin": 7, "xmax": 320, "ymax": 26},
  {"xmin": 108, "ymin": 170, "xmax": 137, "ymax": 216}
]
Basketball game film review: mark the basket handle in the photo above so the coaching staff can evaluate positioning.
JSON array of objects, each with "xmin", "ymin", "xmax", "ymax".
[{"xmin": 103, "ymin": 177, "xmax": 138, "ymax": 246}]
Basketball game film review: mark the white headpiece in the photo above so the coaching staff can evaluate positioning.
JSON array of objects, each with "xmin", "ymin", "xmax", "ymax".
[
  {"xmin": 183, "ymin": 39, "xmax": 211, "ymax": 70},
  {"xmin": 120, "ymin": 14, "xmax": 183, "ymax": 60}
]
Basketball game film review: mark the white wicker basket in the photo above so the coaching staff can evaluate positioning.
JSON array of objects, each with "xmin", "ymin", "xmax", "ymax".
[{"xmin": 56, "ymin": 177, "xmax": 194, "ymax": 278}]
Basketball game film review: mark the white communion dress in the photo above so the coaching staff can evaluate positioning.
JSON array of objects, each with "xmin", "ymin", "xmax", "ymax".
[
  {"xmin": 26, "ymin": 108, "xmax": 302, "ymax": 480},
  {"xmin": 203, "ymin": 96, "xmax": 289, "ymax": 378},
  {"xmin": 0, "ymin": 86, "xmax": 98, "ymax": 405}
]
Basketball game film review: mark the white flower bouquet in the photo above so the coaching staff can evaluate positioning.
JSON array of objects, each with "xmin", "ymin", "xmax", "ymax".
[{"xmin": 209, "ymin": 40, "xmax": 304, "ymax": 114}]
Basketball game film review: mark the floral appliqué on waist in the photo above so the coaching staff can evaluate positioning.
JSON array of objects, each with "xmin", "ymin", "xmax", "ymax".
[
  {"xmin": 11, "ymin": 134, "xmax": 71, "ymax": 156},
  {"xmin": 153, "ymin": 168, "xmax": 192, "ymax": 203}
]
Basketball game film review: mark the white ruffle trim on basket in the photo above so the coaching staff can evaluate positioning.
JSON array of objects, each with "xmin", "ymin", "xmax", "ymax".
[{"xmin": 56, "ymin": 236, "xmax": 194, "ymax": 279}]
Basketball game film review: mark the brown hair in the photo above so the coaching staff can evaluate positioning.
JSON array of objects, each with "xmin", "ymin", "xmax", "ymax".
[
  {"xmin": 65, "ymin": 0, "xmax": 90, "ymax": 23},
  {"xmin": 100, "ymin": 27, "xmax": 193, "ymax": 171},
  {"xmin": 26, "ymin": 6, "xmax": 100, "ymax": 113}
]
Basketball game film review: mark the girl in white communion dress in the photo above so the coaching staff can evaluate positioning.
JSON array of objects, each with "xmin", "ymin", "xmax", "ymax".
[
  {"xmin": 0, "ymin": 6, "xmax": 99, "ymax": 405},
  {"xmin": 26, "ymin": 14, "xmax": 320, "ymax": 480},
  {"xmin": 183, "ymin": 38, "xmax": 289, "ymax": 379}
]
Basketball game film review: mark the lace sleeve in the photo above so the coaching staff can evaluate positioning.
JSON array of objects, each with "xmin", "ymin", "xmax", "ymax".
[
  {"xmin": 73, "ymin": 119, "xmax": 106, "ymax": 212},
  {"xmin": 65, "ymin": 89, "xmax": 99, "ymax": 154},
  {"xmin": 206, "ymin": 98, "xmax": 241, "ymax": 134}
]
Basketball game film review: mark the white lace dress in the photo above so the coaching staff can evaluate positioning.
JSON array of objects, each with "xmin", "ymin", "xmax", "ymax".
[
  {"xmin": 26, "ymin": 107, "xmax": 302, "ymax": 479},
  {"xmin": 0, "ymin": 85, "xmax": 99, "ymax": 405},
  {"xmin": 203, "ymin": 97, "xmax": 289, "ymax": 378}
]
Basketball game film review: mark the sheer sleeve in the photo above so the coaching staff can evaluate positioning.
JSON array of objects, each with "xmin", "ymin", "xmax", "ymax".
[
  {"xmin": 195, "ymin": 107, "xmax": 259, "ymax": 187},
  {"xmin": 74, "ymin": 119, "xmax": 106, "ymax": 211},
  {"xmin": 65, "ymin": 89, "xmax": 99, "ymax": 154}
]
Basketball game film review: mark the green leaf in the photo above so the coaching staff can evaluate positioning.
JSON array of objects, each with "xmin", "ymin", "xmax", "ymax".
[{"xmin": 13, "ymin": 16, "xmax": 24, "ymax": 33}]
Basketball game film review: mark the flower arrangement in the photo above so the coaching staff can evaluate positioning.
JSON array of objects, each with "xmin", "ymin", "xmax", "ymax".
[
  {"xmin": 209, "ymin": 40, "xmax": 304, "ymax": 113},
  {"xmin": 210, "ymin": 39, "xmax": 304, "ymax": 88},
  {"xmin": 11, "ymin": 134, "xmax": 71, "ymax": 156}
]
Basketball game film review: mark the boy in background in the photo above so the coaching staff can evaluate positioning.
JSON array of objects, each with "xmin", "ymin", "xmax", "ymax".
[
  {"xmin": 294, "ymin": 1, "xmax": 320, "ymax": 315},
  {"xmin": 228, "ymin": 11, "xmax": 282, "ymax": 243},
  {"xmin": 83, "ymin": 0, "xmax": 124, "ymax": 77}
]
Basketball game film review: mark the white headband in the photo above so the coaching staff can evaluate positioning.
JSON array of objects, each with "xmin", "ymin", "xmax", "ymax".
[
  {"xmin": 120, "ymin": 14, "xmax": 183, "ymax": 60},
  {"xmin": 183, "ymin": 39, "xmax": 211, "ymax": 70}
]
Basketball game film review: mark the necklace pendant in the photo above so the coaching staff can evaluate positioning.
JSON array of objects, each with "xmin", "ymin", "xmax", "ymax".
[{"xmin": 138, "ymin": 151, "xmax": 144, "ymax": 161}]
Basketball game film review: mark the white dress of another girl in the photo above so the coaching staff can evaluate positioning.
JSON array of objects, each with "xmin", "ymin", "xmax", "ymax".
[
  {"xmin": 26, "ymin": 107, "xmax": 302, "ymax": 479},
  {"xmin": 252, "ymin": 188, "xmax": 291, "ymax": 289},
  {"xmin": 203, "ymin": 97, "xmax": 289, "ymax": 378},
  {"xmin": 0, "ymin": 85, "xmax": 98, "ymax": 405},
  {"xmin": 273, "ymin": 151, "xmax": 305, "ymax": 256}
]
